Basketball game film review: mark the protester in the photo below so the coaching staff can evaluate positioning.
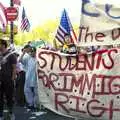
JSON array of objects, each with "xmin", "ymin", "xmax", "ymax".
[
  {"xmin": 86, "ymin": 45, "xmax": 100, "ymax": 53},
  {"xmin": 15, "ymin": 53, "xmax": 26, "ymax": 106},
  {"xmin": 61, "ymin": 34, "xmax": 77, "ymax": 54},
  {"xmin": 19, "ymin": 46, "xmax": 39, "ymax": 111},
  {"xmin": 0, "ymin": 39, "xmax": 17, "ymax": 120}
]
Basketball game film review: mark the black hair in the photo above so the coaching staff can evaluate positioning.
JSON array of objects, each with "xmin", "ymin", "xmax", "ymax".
[
  {"xmin": 22, "ymin": 44, "xmax": 31, "ymax": 51},
  {"xmin": 23, "ymin": 44, "xmax": 31, "ymax": 49},
  {"xmin": 31, "ymin": 47, "xmax": 36, "ymax": 52},
  {"xmin": 0, "ymin": 39, "xmax": 8, "ymax": 48}
]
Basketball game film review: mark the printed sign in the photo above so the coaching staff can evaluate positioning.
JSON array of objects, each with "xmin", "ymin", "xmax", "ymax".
[{"xmin": 5, "ymin": 7, "xmax": 18, "ymax": 21}]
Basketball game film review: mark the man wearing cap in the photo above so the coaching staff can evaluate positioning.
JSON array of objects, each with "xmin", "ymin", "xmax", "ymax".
[
  {"xmin": 0, "ymin": 39, "xmax": 17, "ymax": 120},
  {"xmin": 19, "ymin": 46, "xmax": 38, "ymax": 111}
]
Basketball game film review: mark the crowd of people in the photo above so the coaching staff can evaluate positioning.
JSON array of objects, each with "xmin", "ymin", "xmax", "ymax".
[
  {"xmin": 0, "ymin": 35, "xmax": 118, "ymax": 120},
  {"xmin": 0, "ymin": 39, "xmax": 39, "ymax": 120}
]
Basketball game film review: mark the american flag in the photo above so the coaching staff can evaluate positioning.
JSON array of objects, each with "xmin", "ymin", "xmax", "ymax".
[
  {"xmin": 55, "ymin": 9, "xmax": 77, "ymax": 45},
  {"xmin": 20, "ymin": 7, "xmax": 30, "ymax": 32},
  {"xmin": 0, "ymin": 2, "xmax": 7, "ymax": 32},
  {"xmin": 13, "ymin": 0, "xmax": 21, "ymax": 6}
]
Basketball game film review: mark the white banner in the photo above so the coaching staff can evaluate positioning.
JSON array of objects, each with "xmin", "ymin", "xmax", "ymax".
[
  {"xmin": 79, "ymin": 0, "xmax": 120, "ymax": 46},
  {"xmin": 37, "ymin": 48, "xmax": 120, "ymax": 120}
]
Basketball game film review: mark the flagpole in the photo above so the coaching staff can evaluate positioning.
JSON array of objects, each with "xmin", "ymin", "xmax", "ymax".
[{"xmin": 10, "ymin": 0, "xmax": 14, "ymax": 45}]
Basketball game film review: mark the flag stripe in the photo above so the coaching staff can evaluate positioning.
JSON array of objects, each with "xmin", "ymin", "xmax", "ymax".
[
  {"xmin": 20, "ymin": 7, "xmax": 30, "ymax": 32},
  {"xmin": 57, "ymin": 32, "xmax": 65, "ymax": 40},
  {"xmin": 21, "ymin": 19, "xmax": 28, "ymax": 29},
  {"xmin": 55, "ymin": 35, "xmax": 64, "ymax": 44},
  {"xmin": 56, "ymin": 30, "xmax": 65, "ymax": 39},
  {"xmin": 13, "ymin": 0, "xmax": 21, "ymax": 5},
  {"xmin": 57, "ymin": 27, "xmax": 67, "ymax": 38},
  {"xmin": 55, "ymin": 26, "xmax": 67, "ymax": 44},
  {"xmin": 55, "ymin": 25, "xmax": 68, "ymax": 44},
  {"xmin": 0, "ymin": 2, "xmax": 7, "ymax": 31},
  {"xmin": 70, "ymin": 31, "xmax": 77, "ymax": 44},
  {"xmin": 59, "ymin": 26, "xmax": 67, "ymax": 34}
]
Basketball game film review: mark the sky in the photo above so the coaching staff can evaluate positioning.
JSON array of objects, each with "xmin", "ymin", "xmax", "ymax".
[
  {"xmin": 0, "ymin": 0, "xmax": 81, "ymax": 29},
  {"xmin": 0, "ymin": 0, "xmax": 120, "ymax": 29}
]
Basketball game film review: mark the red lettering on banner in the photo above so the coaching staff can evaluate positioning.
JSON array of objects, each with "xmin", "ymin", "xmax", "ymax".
[
  {"xmin": 55, "ymin": 93, "xmax": 87, "ymax": 113},
  {"xmin": 69, "ymin": 95, "xmax": 86, "ymax": 113},
  {"xmin": 38, "ymin": 69, "xmax": 57, "ymax": 89},
  {"xmin": 37, "ymin": 49, "xmax": 120, "ymax": 120},
  {"xmin": 37, "ymin": 49, "xmax": 118, "ymax": 71},
  {"xmin": 55, "ymin": 93, "xmax": 69, "ymax": 113},
  {"xmin": 108, "ymin": 76, "xmax": 120, "ymax": 94},
  {"xmin": 76, "ymin": 54, "xmax": 86, "ymax": 70},
  {"xmin": 87, "ymin": 99, "xmax": 106, "ymax": 117},
  {"xmin": 102, "ymin": 49, "xmax": 118, "ymax": 69},
  {"xmin": 83, "ymin": 53, "xmax": 96, "ymax": 70},
  {"xmin": 38, "ymin": 51, "xmax": 48, "ymax": 68},
  {"xmin": 55, "ymin": 93, "xmax": 120, "ymax": 120},
  {"xmin": 38, "ymin": 69, "xmax": 120, "ymax": 97},
  {"xmin": 68, "ymin": 56, "xmax": 77, "ymax": 70},
  {"xmin": 87, "ymin": 99, "xmax": 120, "ymax": 120},
  {"xmin": 71, "ymin": 73, "xmax": 96, "ymax": 97}
]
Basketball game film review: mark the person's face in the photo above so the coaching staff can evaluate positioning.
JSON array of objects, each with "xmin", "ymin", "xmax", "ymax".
[
  {"xmin": 0, "ymin": 44, "xmax": 4, "ymax": 52},
  {"xmin": 65, "ymin": 35, "xmax": 70, "ymax": 44},
  {"xmin": 30, "ymin": 51, "xmax": 36, "ymax": 57},
  {"xmin": 24, "ymin": 47, "xmax": 31, "ymax": 53}
]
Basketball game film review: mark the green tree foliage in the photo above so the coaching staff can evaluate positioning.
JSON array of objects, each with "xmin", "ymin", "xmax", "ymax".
[
  {"xmin": 0, "ymin": 25, "xmax": 10, "ymax": 39},
  {"xmin": 0, "ymin": 24, "xmax": 18, "ymax": 42},
  {"xmin": 0, "ymin": 19, "xmax": 79, "ymax": 46},
  {"xmin": 14, "ymin": 19, "xmax": 59, "ymax": 45}
]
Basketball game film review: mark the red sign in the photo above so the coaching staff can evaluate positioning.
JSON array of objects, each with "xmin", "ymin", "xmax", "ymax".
[{"xmin": 5, "ymin": 7, "xmax": 18, "ymax": 21}]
